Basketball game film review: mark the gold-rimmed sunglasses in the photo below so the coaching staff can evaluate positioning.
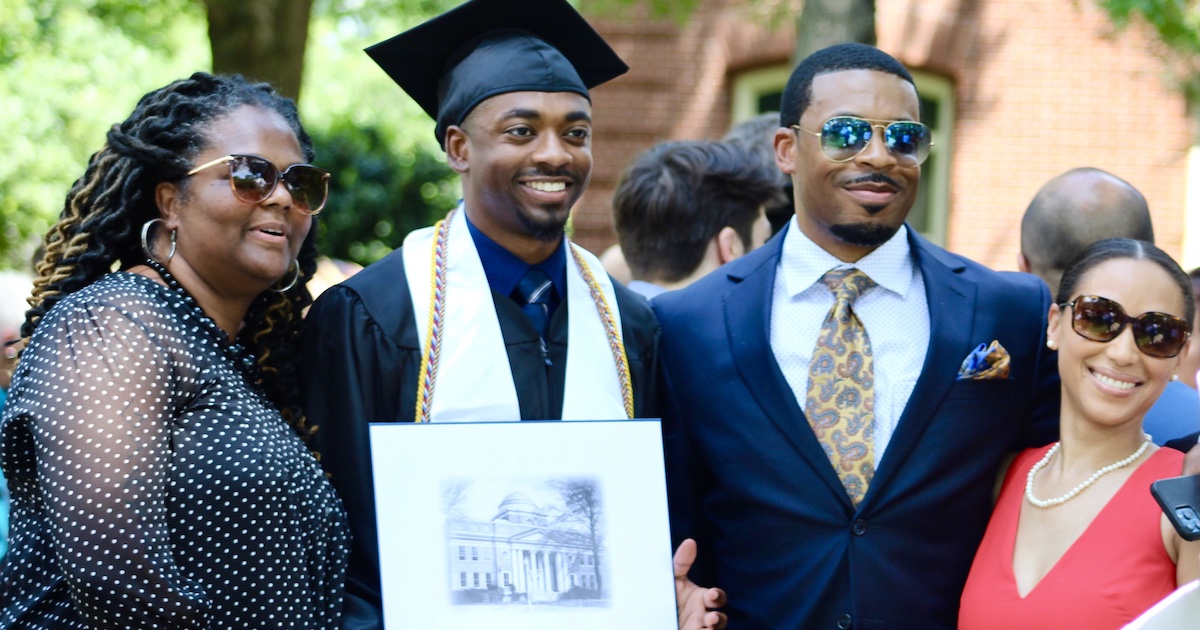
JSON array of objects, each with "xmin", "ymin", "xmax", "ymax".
[
  {"xmin": 186, "ymin": 154, "xmax": 331, "ymax": 215},
  {"xmin": 792, "ymin": 116, "xmax": 933, "ymax": 167}
]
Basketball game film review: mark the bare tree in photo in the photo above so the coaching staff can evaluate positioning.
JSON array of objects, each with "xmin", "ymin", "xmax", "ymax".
[
  {"xmin": 443, "ymin": 480, "xmax": 471, "ymax": 520},
  {"xmin": 549, "ymin": 478, "xmax": 605, "ymax": 596}
]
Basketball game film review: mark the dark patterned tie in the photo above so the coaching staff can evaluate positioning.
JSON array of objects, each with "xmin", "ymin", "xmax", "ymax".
[
  {"xmin": 513, "ymin": 268, "xmax": 554, "ymax": 338},
  {"xmin": 804, "ymin": 268, "xmax": 877, "ymax": 506}
]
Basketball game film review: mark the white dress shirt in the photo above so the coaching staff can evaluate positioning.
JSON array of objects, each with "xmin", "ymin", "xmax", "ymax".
[{"xmin": 770, "ymin": 219, "xmax": 931, "ymax": 467}]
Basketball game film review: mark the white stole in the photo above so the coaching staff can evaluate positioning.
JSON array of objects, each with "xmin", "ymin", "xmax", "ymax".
[{"xmin": 402, "ymin": 207, "xmax": 628, "ymax": 422}]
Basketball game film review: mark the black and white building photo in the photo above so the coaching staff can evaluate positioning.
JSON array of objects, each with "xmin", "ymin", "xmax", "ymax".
[{"xmin": 444, "ymin": 478, "xmax": 608, "ymax": 607}]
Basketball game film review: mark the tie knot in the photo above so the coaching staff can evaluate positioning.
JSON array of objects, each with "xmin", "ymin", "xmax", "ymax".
[
  {"xmin": 821, "ymin": 268, "xmax": 875, "ymax": 304},
  {"xmin": 514, "ymin": 268, "xmax": 555, "ymax": 306}
]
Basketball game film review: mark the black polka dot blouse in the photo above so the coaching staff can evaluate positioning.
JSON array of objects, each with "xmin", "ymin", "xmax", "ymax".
[{"xmin": 0, "ymin": 272, "xmax": 349, "ymax": 628}]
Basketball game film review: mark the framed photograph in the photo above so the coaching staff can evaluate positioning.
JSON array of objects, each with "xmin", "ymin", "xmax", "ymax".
[{"xmin": 369, "ymin": 420, "xmax": 677, "ymax": 629}]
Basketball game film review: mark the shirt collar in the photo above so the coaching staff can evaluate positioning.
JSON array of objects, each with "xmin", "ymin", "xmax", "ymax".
[
  {"xmin": 464, "ymin": 211, "xmax": 568, "ymax": 299},
  {"xmin": 779, "ymin": 217, "xmax": 915, "ymax": 299}
]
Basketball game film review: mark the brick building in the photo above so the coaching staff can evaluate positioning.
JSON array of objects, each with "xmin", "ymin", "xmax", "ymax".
[{"xmin": 571, "ymin": 0, "xmax": 1196, "ymax": 272}]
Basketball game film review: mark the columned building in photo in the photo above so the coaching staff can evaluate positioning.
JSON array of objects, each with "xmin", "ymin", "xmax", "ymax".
[{"xmin": 447, "ymin": 492, "xmax": 601, "ymax": 603}]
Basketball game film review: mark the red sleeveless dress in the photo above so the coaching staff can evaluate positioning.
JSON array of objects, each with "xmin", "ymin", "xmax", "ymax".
[{"xmin": 958, "ymin": 445, "xmax": 1181, "ymax": 630}]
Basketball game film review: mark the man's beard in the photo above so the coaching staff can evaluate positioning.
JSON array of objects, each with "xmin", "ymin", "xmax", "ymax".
[
  {"xmin": 830, "ymin": 222, "xmax": 900, "ymax": 247},
  {"xmin": 516, "ymin": 207, "xmax": 570, "ymax": 243}
]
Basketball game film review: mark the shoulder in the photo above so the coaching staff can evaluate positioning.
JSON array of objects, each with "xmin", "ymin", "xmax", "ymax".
[
  {"xmin": 611, "ymin": 278, "xmax": 657, "ymax": 331},
  {"xmin": 609, "ymin": 278, "xmax": 660, "ymax": 361},
  {"xmin": 910, "ymin": 232, "xmax": 1049, "ymax": 306},
  {"xmin": 654, "ymin": 229, "xmax": 783, "ymax": 319},
  {"xmin": 307, "ymin": 248, "xmax": 414, "ymax": 340},
  {"xmin": 37, "ymin": 273, "xmax": 174, "ymax": 333}
]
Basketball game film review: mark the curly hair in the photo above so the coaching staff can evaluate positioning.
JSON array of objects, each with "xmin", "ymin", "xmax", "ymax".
[{"xmin": 22, "ymin": 72, "xmax": 320, "ymax": 439}]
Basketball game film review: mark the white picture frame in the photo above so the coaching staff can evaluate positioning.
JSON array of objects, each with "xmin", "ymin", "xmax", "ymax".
[{"xmin": 369, "ymin": 420, "xmax": 677, "ymax": 629}]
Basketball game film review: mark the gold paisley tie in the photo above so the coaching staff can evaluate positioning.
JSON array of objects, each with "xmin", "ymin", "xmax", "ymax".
[{"xmin": 805, "ymin": 268, "xmax": 877, "ymax": 506}]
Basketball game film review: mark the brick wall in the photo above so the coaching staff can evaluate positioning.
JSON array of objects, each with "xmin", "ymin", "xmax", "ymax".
[{"xmin": 578, "ymin": 0, "xmax": 1193, "ymax": 271}]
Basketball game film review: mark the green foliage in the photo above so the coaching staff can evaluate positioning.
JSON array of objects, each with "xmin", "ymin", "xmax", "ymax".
[
  {"xmin": 0, "ymin": 0, "xmax": 208, "ymax": 270},
  {"xmin": 1097, "ymin": 0, "xmax": 1200, "ymax": 103},
  {"xmin": 310, "ymin": 120, "xmax": 459, "ymax": 266},
  {"xmin": 0, "ymin": 0, "xmax": 462, "ymax": 270}
]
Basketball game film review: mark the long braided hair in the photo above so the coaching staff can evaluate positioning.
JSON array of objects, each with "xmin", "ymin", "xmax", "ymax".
[{"xmin": 22, "ymin": 72, "xmax": 320, "ymax": 439}]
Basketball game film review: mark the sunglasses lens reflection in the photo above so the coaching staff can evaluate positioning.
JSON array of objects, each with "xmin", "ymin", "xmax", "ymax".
[
  {"xmin": 884, "ymin": 123, "xmax": 930, "ymax": 165},
  {"xmin": 283, "ymin": 166, "xmax": 330, "ymax": 215},
  {"xmin": 1073, "ymin": 297, "xmax": 1122, "ymax": 340},
  {"xmin": 229, "ymin": 156, "xmax": 276, "ymax": 203},
  {"xmin": 821, "ymin": 118, "xmax": 871, "ymax": 161},
  {"xmin": 1134, "ymin": 313, "xmax": 1189, "ymax": 358}
]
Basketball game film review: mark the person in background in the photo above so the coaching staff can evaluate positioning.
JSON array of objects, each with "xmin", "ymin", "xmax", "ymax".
[
  {"xmin": 0, "ymin": 72, "xmax": 349, "ymax": 627},
  {"xmin": 599, "ymin": 243, "xmax": 634, "ymax": 285},
  {"xmin": 612, "ymin": 140, "xmax": 783, "ymax": 298},
  {"xmin": 722, "ymin": 112, "xmax": 796, "ymax": 235},
  {"xmin": 959, "ymin": 238, "xmax": 1200, "ymax": 629},
  {"xmin": 1018, "ymin": 167, "xmax": 1153, "ymax": 298}
]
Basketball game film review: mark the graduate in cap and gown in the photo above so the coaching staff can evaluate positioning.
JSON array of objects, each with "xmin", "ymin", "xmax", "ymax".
[{"xmin": 299, "ymin": 0, "xmax": 725, "ymax": 627}]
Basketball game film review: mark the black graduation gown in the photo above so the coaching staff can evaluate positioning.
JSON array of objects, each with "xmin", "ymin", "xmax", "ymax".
[{"xmin": 298, "ymin": 246, "xmax": 660, "ymax": 629}]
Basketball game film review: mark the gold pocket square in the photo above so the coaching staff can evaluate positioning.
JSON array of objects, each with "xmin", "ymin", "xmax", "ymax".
[{"xmin": 957, "ymin": 340, "xmax": 1011, "ymax": 380}]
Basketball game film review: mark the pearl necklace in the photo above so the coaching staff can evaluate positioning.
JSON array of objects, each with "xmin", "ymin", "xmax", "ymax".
[{"xmin": 1024, "ymin": 434, "xmax": 1152, "ymax": 508}]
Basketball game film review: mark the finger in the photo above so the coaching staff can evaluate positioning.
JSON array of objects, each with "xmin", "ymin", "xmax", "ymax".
[
  {"xmin": 673, "ymin": 538, "xmax": 698, "ymax": 578},
  {"xmin": 703, "ymin": 586, "xmax": 727, "ymax": 608}
]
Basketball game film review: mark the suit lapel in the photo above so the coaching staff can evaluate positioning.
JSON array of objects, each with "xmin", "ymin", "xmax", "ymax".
[
  {"xmin": 866, "ymin": 232, "xmax": 975, "ymax": 503},
  {"xmin": 723, "ymin": 228, "xmax": 856, "ymax": 507}
]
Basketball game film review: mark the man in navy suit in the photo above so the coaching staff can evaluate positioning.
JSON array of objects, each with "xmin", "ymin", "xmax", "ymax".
[{"xmin": 655, "ymin": 43, "xmax": 1059, "ymax": 629}]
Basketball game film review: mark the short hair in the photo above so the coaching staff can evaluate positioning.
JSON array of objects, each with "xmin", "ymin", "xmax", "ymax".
[
  {"xmin": 722, "ymin": 112, "xmax": 794, "ymax": 233},
  {"xmin": 1058, "ymin": 238, "xmax": 1194, "ymax": 326},
  {"xmin": 780, "ymin": 43, "xmax": 915, "ymax": 128},
  {"xmin": 612, "ymin": 140, "xmax": 786, "ymax": 283},
  {"xmin": 1021, "ymin": 167, "xmax": 1153, "ymax": 295}
]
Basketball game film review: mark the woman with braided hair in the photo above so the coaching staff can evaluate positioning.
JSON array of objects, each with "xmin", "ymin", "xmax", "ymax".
[{"xmin": 0, "ymin": 73, "xmax": 349, "ymax": 627}]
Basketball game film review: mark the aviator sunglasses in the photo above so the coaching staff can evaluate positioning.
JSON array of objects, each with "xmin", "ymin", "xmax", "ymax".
[
  {"xmin": 792, "ymin": 116, "xmax": 933, "ymax": 167},
  {"xmin": 186, "ymin": 154, "xmax": 331, "ymax": 215},
  {"xmin": 1060, "ymin": 294, "xmax": 1190, "ymax": 358}
]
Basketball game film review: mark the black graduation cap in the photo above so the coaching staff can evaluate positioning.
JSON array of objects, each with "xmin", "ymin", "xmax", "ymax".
[{"xmin": 366, "ymin": 0, "xmax": 629, "ymax": 147}]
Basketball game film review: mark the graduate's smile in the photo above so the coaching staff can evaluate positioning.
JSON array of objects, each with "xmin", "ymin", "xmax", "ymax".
[{"xmin": 455, "ymin": 91, "xmax": 593, "ymax": 244}]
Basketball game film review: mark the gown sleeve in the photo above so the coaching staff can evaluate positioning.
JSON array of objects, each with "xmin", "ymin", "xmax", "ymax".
[
  {"xmin": 300, "ymin": 283, "xmax": 417, "ymax": 630},
  {"xmin": 18, "ymin": 299, "xmax": 211, "ymax": 627}
]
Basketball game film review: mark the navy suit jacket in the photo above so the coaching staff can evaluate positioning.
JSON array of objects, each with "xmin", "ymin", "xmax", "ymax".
[{"xmin": 655, "ymin": 225, "xmax": 1059, "ymax": 629}]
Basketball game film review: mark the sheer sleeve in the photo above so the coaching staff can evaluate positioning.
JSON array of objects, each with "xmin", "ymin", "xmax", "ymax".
[{"xmin": 20, "ymin": 297, "xmax": 211, "ymax": 627}]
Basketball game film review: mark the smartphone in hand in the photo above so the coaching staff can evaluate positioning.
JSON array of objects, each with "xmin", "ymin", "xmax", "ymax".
[{"xmin": 1151, "ymin": 475, "xmax": 1200, "ymax": 542}]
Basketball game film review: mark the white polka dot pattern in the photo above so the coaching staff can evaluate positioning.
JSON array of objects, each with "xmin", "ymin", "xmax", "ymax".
[{"xmin": 0, "ymin": 272, "xmax": 348, "ymax": 628}]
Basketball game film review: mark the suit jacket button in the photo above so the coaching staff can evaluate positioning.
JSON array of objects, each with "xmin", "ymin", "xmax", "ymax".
[
  {"xmin": 852, "ymin": 518, "xmax": 867, "ymax": 535},
  {"xmin": 837, "ymin": 613, "xmax": 853, "ymax": 629}
]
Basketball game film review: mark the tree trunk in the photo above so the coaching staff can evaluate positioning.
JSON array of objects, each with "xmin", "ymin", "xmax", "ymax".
[
  {"xmin": 793, "ymin": 0, "xmax": 877, "ymax": 64},
  {"xmin": 202, "ymin": 0, "xmax": 314, "ymax": 100}
]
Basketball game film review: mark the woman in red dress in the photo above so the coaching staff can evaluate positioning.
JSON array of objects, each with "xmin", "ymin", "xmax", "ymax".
[{"xmin": 959, "ymin": 238, "xmax": 1200, "ymax": 629}]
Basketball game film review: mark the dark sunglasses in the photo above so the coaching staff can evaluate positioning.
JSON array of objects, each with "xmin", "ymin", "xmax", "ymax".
[
  {"xmin": 186, "ymin": 154, "xmax": 330, "ymax": 215},
  {"xmin": 792, "ymin": 116, "xmax": 933, "ymax": 167},
  {"xmin": 1061, "ymin": 294, "xmax": 1190, "ymax": 358}
]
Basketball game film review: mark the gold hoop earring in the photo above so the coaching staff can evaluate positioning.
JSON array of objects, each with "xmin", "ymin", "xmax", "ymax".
[
  {"xmin": 141, "ymin": 218, "xmax": 176, "ymax": 264},
  {"xmin": 272, "ymin": 259, "xmax": 300, "ymax": 293}
]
